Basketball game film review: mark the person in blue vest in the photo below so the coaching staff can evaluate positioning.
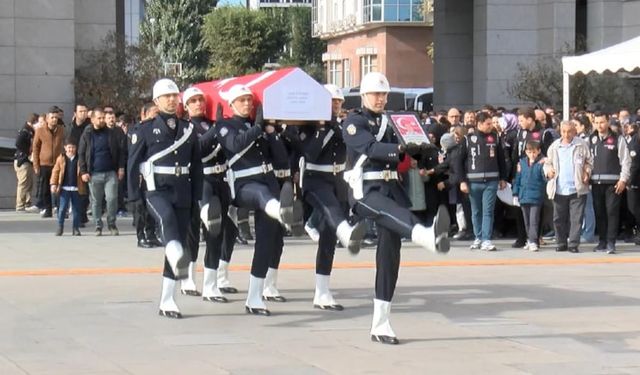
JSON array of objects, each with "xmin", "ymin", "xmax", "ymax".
[
  {"xmin": 589, "ymin": 111, "xmax": 631, "ymax": 254},
  {"xmin": 127, "ymin": 78, "xmax": 203, "ymax": 319},
  {"xmin": 342, "ymin": 72, "xmax": 450, "ymax": 345}
]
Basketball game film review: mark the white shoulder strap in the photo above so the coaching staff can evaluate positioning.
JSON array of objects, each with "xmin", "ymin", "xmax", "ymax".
[
  {"xmin": 227, "ymin": 141, "xmax": 255, "ymax": 168},
  {"xmin": 147, "ymin": 123, "xmax": 193, "ymax": 165},
  {"xmin": 321, "ymin": 129, "xmax": 335, "ymax": 149},
  {"xmin": 375, "ymin": 114, "xmax": 388, "ymax": 142},
  {"xmin": 202, "ymin": 144, "xmax": 221, "ymax": 163}
]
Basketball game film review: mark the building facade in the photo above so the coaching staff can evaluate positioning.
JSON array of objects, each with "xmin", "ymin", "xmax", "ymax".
[
  {"xmin": 0, "ymin": 0, "xmax": 117, "ymax": 138},
  {"xmin": 248, "ymin": 0, "xmax": 311, "ymax": 10},
  {"xmin": 312, "ymin": 0, "xmax": 433, "ymax": 89},
  {"xmin": 434, "ymin": 0, "xmax": 640, "ymax": 110}
]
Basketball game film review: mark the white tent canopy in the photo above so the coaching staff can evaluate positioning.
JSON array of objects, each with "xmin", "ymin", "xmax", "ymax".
[{"xmin": 561, "ymin": 35, "xmax": 640, "ymax": 119}]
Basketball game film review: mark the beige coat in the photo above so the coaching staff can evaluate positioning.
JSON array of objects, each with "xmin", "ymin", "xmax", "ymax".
[{"xmin": 543, "ymin": 137, "xmax": 593, "ymax": 199}]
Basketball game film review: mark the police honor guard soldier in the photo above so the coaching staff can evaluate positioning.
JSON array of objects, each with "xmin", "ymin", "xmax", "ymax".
[
  {"xmin": 128, "ymin": 79, "xmax": 203, "ymax": 319},
  {"xmin": 215, "ymin": 84, "xmax": 303, "ymax": 316},
  {"xmin": 589, "ymin": 112, "xmax": 631, "ymax": 254},
  {"xmin": 180, "ymin": 87, "xmax": 227, "ymax": 301},
  {"xmin": 299, "ymin": 84, "xmax": 366, "ymax": 310},
  {"xmin": 342, "ymin": 72, "xmax": 451, "ymax": 344}
]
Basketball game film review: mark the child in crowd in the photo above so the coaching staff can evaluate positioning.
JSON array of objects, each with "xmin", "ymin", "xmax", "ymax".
[
  {"xmin": 512, "ymin": 142, "xmax": 547, "ymax": 251},
  {"xmin": 50, "ymin": 138, "xmax": 86, "ymax": 236}
]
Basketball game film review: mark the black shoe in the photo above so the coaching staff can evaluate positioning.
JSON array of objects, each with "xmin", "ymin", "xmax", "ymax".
[
  {"xmin": 180, "ymin": 289, "xmax": 201, "ymax": 297},
  {"xmin": 235, "ymin": 236, "xmax": 249, "ymax": 245},
  {"xmin": 568, "ymin": 247, "xmax": 579, "ymax": 253},
  {"xmin": 238, "ymin": 222, "xmax": 253, "ymax": 241},
  {"xmin": 42, "ymin": 210, "xmax": 52, "ymax": 218},
  {"xmin": 512, "ymin": 239, "xmax": 527, "ymax": 248},
  {"xmin": 79, "ymin": 223, "xmax": 86, "ymax": 228},
  {"xmin": 371, "ymin": 334, "xmax": 399, "ymax": 345},
  {"xmin": 453, "ymin": 231, "xmax": 472, "ymax": 240},
  {"xmin": 314, "ymin": 303, "xmax": 344, "ymax": 311},
  {"xmin": 245, "ymin": 306, "xmax": 270, "ymax": 316},
  {"xmin": 95, "ymin": 227, "xmax": 102, "ymax": 237},
  {"xmin": 203, "ymin": 296, "xmax": 228, "ymax": 303},
  {"xmin": 158, "ymin": 309, "xmax": 182, "ymax": 319},
  {"xmin": 263, "ymin": 295, "xmax": 287, "ymax": 302},
  {"xmin": 288, "ymin": 200, "xmax": 305, "ymax": 237},
  {"xmin": 279, "ymin": 181, "xmax": 295, "ymax": 225},
  {"xmin": 219, "ymin": 287, "xmax": 238, "ymax": 294},
  {"xmin": 146, "ymin": 235, "xmax": 163, "ymax": 247},
  {"xmin": 55, "ymin": 227, "xmax": 63, "ymax": 236},
  {"xmin": 109, "ymin": 225, "xmax": 119, "ymax": 236},
  {"xmin": 137, "ymin": 238, "xmax": 153, "ymax": 248},
  {"xmin": 72, "ymin": 228, "xmax": 81, "ymax": 236},
  {"xmin": 606, "ymin": 242, "xmax": 616, "ymax": 254},
  {"xmin": 347, "ymin": 221, "xmax": 367, "ymax": 255},
  {"xmin": 556, "ymin": 244, "xmax": 568, "ymax": 252},
  {"xmin": 593, "ymin": 242, "xmax": 606, "ymax": 252}
]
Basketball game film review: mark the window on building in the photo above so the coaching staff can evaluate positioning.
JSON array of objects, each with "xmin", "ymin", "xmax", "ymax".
[
  {"xmin": 360, "ymin": 55, "xmax": 377, "ymax": 81},
  {"xmin": 329, "ymin": 60, "xmax": 342, "ymax": 86},
  {"xmin": 363, "ymin": 0, "xmax": 382, "ymax": 22},
  {"xmin": 343, "ymin": 59, "xmax": 351, "ymax": 87},
  {"xmin": 381, "ymin": 0, "xmax": 424, "ymax": 22}
]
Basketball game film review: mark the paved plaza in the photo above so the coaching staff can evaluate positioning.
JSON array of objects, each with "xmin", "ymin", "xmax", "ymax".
[{"xmin": 2, "ymin": 211, "xmax": 640, "ymax": 374}]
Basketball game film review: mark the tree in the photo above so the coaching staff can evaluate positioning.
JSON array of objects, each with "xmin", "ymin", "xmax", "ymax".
[
  {"xmin": 74, "ymin": 33, "xmax": 161, "ymax": 118},
  {"xmin": 507, "ymin": 53, "xmax": 640, "ymax": 111},
  {"xmin": 202, "ymin": 6, "xmax": 288, "ymax": 79},
  {"xmin": 277, "ymin": 7, "xmax": 326, "ymax": 81},
  {"xmin": 140, "ymin": 0, "xmax": 217, "ymax": 85}
]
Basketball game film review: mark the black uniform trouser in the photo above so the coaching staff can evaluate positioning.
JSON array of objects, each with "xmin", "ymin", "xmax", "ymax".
[
  {"xmin": 627, "ymin": 187, "xmax": 640, "ymax": 231},
  {"xmin": 133, "ymin": 195, "xmax": 155, "ymax": 240},
  {"xmin": 235, "ymin": 182, "xmax": 281, "ymax": 278},
  {"xmin": 354, "ymin": 191, "xmax": 420, "ymax": 301},
  {"xmin": 305, "ymin": 182, "xmax": 348, "ymax": 275},
  {"xmin": 202, "ymin": 177, "xmax": 232, "ymax": 270},
  {"xmin": 592, "ymin": 183, "xmax": 621, "ymax": 244},
  {"xmin": 37, "ymin": 166, "xmax": 53, "ymax": 212},
  {"xmin": 146, "ymin": 193, "xmax": 191, "ymax": 280},
  {"xmin": 268, "ymin": 177, "xmax": 290, "ymax": 270}
]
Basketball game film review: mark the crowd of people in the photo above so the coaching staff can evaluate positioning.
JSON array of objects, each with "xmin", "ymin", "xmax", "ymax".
[{"xmin": 11, "ymin": 73, "xmax": 640, "ymax": 344}]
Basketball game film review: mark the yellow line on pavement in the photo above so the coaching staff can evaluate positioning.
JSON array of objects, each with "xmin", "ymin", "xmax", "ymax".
[{"xmin": 1, "ymin": 257, "xmax": 639, "ymax": 277}]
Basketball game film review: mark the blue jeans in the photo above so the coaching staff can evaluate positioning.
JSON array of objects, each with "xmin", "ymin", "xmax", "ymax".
[
  {"xmin": 58, "ymin": 189, "xmax": 80, "ymax": 229},
  {"xmin": 89, "ymin": 171, "xmax": 118, "ymax": 229},
  {"xmin": 469, "ymin": 181, "xmax": 499, "ymax": 241},
  {"xmin": 581, "ymin": 190, "xmax": 596, "ymax": 242}
]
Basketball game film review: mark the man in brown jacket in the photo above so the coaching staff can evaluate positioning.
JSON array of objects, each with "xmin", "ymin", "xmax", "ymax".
[{"xmin": 32, "ymin": 107, "xmax": 64, "ymax": 218}]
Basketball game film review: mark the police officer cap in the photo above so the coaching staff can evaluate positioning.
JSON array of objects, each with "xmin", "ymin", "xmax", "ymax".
[
  {"xmin": 222, "ymin": 84, "xmax": 253, "ymax": 106},
  {"xmin": 153, "ymin": 78, "xmax": 180, "ymax": 100},
  {"xmin": 182, "ymin": 87, "xmax": 205, "ymax": 107},
  {"xmin": 324, "ymin": 84, "xmax": 345, "ymax": 101},
  {"xmin": 359, "ymin": 72, "xmax": 390, "ymax": 95}
]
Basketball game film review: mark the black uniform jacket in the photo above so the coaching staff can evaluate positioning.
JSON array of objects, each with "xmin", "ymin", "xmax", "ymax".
[
  {"xmin": 342, "ymin": 108, "xmax": 411, "ymax": 207},
  {"xmin": 127, "ymin": 113, "xmax": 203, "ymax": 208},
  {"xmin": 214, "ymin": 115, "xmax": 288, "ymax": 192}
]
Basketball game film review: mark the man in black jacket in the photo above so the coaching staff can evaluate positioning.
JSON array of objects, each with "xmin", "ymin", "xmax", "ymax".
[
  {"xmin": 78, "ymin": 108, "xmax": 126, "ymax": 236},
  {"xmin": 14, "ymin": 114, "xmax": 36, "ymax": 212}
]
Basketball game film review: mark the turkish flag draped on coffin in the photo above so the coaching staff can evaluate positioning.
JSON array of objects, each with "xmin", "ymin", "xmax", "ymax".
[{"xmin": 189, "ymin": 67, "xmax": 332, "ymax": 123}]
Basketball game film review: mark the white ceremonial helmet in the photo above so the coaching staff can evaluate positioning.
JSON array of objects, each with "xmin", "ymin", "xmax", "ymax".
[
  {"xmin": 324, "ymin": 84, "xmax": 345, "ymax": 101},
  {"xmin": 222, "ymin": 84, "xmax": 253, "ymax": 106},
  {"xmin": 359, "ymin": 72, "xmax": 390, "ymax": 95},
  {"xmin": 152, "ymin": 78, "xmax": 180, "ymax": 100},
  {"xmin": 182, "ymin": 87, "xmax": 205, "ymax": 108}
]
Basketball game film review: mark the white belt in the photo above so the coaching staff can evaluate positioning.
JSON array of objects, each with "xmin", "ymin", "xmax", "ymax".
[
  {"xmin": 274, "ymin": 169, "xmax": 291, "ymax": 178},
  {"xmin": 234, "ymin": 163, "xmax": 273, "ymax": 179},
  {"xmin": 203, "ymin": 164, "xmax": 227, "ymax": 175},
  {"xmin": 306, "ymin": 163, "xmax": 346, "ymax": 174},
  {"xmin": 363, "ymin": 170, "xmax": 398, "ymax": 181},
  {"xmin": 153, "ymin": 165, "xmax": 190, "ymax": 176}
]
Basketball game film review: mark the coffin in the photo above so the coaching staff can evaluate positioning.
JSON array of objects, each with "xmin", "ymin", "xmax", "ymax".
[{"xmin": 191, "ymin": 67, "xmax": 332, "ymax": 123}]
